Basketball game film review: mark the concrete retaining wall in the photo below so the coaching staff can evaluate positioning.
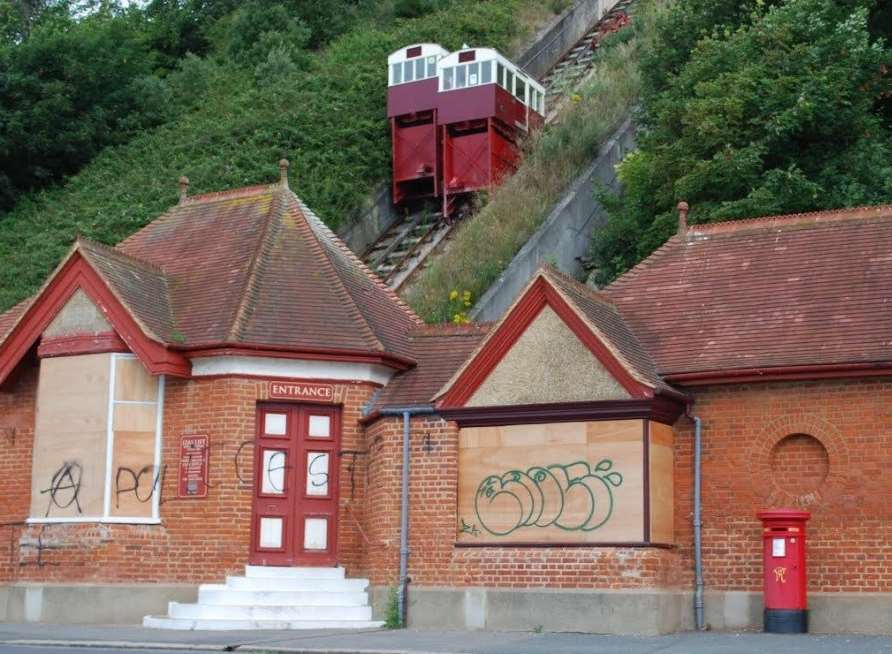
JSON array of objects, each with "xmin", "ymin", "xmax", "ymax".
[
  {"xmin": 518, "ymin": 0, "xmax": 622, "ymax": 80},
  {"xmin": 0, "ymin": 583, "xmax": 197, "ymax": 624},
  {"xmin": 470, "ymin": 116, "xmax": 636, "ymax": 322},
  {"xmin": 337, "ymin": 183, "xmax": 400, "ymax": 256}
]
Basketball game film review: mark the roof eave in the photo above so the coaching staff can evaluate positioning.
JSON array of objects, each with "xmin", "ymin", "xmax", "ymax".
[
  {"xmin": 665, "ymin": 361, "xmax": 892, "ymax": 386},
  {"xmin": 179, "ymin": 342, "xmax": 417, "ymax": 372}
]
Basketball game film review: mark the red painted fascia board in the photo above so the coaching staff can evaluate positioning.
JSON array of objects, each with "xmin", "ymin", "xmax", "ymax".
[
  {"xmin": 438, "ymin": 277, "xmax": 651, "ymax": 408},
  {"xmin": 0, "ymin": 255, "xmax": 190, "ymax": 384},
  {"xmin": 38, "ymin": 333, "xmax": 129, "ymax": 358},
  {"xmin": 665, "ymin": 362, "xmax": 892, "ymax": 386},
  {"xmin": 181, "ymin": 345, "xmax": 415, "ymax": 372}
]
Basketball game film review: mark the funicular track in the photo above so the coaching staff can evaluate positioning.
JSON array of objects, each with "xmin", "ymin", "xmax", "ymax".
[{"xmin": 362, "ymin": 0, "xmax": 635, "ymax": 291}]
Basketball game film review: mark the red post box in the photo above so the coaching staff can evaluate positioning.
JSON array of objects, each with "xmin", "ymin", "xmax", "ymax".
[{"xmin": 757, "ymin": 508, "xmax": 810, "ymax": 633}]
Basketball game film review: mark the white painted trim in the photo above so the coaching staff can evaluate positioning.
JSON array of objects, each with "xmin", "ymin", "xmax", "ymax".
[
  {"xmin": 102, "ymin": 353, "xmax": 118, "ymax": 518},
  {"xmin": 190, "ymin": 355, "xmax": 396, "ymax": 387},
  {"xmin": 26, "ymin": 517, "xmax": 162, "ymax": 525},
  {"xmin": 151, "ymin": 374, "xmax": 165, "ymax": 519}
]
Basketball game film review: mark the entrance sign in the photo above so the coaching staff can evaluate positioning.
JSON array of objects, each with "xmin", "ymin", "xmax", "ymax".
[
  {"xmin": 178, "ymin": 434, "xmax": 209, "ymax": 498},
  {"xmin": 269, "ymin": 382, "xmax": 334, "ymax": 402}
]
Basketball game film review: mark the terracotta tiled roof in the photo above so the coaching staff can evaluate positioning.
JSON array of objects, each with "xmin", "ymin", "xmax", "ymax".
[
  {"xmin": 606, "ymin": 204, "xmax": 892, "ymax": 377},
  {"xmin": 0, "ymin": 299, "xmax": 32, "ymax": 344},
  {"xmin": 372, "ymin": 323, "xmax": 491, "ymax": 410},
  {"xmin": 0, "ymin": 180, "xmax": 421, "ymax": 368},
  {"xmin": 114, "ymin": 183, "xmax": 420, "ymax": 359},
  {"xmin": 540, "ymin": 267, "xmax": 676, "ymax": 394},
  {"xmin": 76, "ymin": 238, "xmax": 177, "ymax": 343}
]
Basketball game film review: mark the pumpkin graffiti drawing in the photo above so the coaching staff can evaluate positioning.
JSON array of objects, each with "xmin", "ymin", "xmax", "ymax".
[{"xmin": 474, "ymin": 460, "xmax": 623, "ymax": 536}]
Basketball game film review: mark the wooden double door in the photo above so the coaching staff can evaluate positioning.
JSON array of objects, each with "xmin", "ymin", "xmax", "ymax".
[{"xmin": 250, "ymin": 403, "xmax": 340, "ymax": 566}]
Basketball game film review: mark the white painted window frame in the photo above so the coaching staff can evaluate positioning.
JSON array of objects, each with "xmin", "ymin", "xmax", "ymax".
[{"xmin": 27, "ymin": 353, "xmax": 165, "ymax": 525}]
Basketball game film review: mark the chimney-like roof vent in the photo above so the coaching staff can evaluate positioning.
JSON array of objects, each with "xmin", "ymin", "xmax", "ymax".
[
  {"xmin": 178, "ymin": 176, "xmax": 190, "ymax": 204},
  {"xmin": 279, "ymin": 159, "xmax": 290, "ymax": 189},
  {"xmin": 677, "ymin": 201, "xmax": 689, "ymax": 238}
]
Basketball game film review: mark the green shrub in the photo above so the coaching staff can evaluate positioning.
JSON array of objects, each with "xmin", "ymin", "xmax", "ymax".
[{"xmin": 384, "ymin": 586, "xmax": 401, "ymax": 629}]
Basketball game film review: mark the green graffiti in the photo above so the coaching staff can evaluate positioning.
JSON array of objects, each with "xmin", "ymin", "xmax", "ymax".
[
  {"xmin": 459, "ymin": 518, "xmax": 480, "ymax": 537},
  {"xmin": 474, "ymin": 460, "xmax": 623, "ymax": 536}
]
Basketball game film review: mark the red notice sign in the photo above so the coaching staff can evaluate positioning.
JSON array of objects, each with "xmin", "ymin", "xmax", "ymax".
[
  {"xmin": 269, "ymin": 382, "xmax": 334, "ymax": 402},
  {"xmin": 178, "ymin": 434, "xmax": 209, "ymax": 498}
]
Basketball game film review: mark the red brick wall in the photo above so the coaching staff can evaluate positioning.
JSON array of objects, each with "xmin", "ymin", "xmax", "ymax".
[
  {"xmin": 361, "ymin": 415, "xmax": 682, "ymax": 590},
  {"xmin": 5, "ymin": 363, "xmax": 891, "ymax": 598},
  {"xmin": 0, "ymin": 370, "xmax": 376, "ymax": 584},
  {"xmin": 0, "ymin": 362, "xmax": 37, "ymax": 581},
  {"xmin": 676, "ymin": 378, "xmax": 892, "ymax": 594}
]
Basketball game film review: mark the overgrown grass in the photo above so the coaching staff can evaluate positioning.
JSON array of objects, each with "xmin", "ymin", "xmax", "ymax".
[
  {"xmin": 405, "ymin": 0, "xmax": 662, "ymax": 323},
  {"xmin": 0, "ymin": 0, "xmax": 553, "ymax": 313}
]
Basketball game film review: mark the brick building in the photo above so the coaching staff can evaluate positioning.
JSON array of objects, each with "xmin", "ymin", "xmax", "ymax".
[{"xmin": 1, "ymin": 167, "xmax": 891, "ymax": 633}]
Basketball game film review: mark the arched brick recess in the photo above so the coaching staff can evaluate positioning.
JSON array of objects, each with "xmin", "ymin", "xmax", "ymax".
[{"xmin": 748, "ymin": 415, "xmax": 848, "ymax": 508}]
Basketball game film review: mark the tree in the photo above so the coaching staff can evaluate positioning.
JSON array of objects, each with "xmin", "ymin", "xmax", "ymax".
[{"xmin": 593, "ymin": 0, "xmax": 892, "ymax": 283}]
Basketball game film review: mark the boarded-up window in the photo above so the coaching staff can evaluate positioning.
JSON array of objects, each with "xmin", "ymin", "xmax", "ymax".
[
  {"xmin": 457, "ymin": 420, "xmax": 669, "ymax": 545},
  {"xmin": 30, "ymin": 353, "xmax": 163, "ymax": 522}
]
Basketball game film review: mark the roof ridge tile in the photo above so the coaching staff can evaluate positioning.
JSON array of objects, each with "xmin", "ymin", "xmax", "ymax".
[
  {"xmin": 689, "ymin": 204, "xmax": 892, "ymax": 236},
  {"xmin": 295, "ymin": 194, "xmax": 423, "ymax": 325},
  {"xmin": 285, "ymin": 193, "xmax": 386, "ymax": 353}
]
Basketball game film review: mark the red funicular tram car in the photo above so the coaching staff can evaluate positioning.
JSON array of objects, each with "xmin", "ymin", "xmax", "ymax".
[
  {"xmin": 387, "ymin": 43, "xmax": 450, "ymax": 205},
  {"xmin": 387, "ymin": 44, "xmax": 545, "ymax": 216},
  {"xmin": 437, "ymin": 47, "xmax": 545, "ymax": 215}
]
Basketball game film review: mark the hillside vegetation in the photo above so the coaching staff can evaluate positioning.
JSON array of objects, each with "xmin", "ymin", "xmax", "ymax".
[
  {"xmin": 0, "ymin": 0, "xmax": 552, "ymax": 313},
  {"xmin": 407, "ymin": 1, "xmax": 657, "ymax": 322},
  {"xmin": 592, "ymin": 0, "xmax": 892, "ymax": 282}
]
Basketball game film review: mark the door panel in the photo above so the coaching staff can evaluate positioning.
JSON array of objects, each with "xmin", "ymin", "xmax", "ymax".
[{"xmin": 250, "ymin": 404, "xmax": 340, "ymax": 566}]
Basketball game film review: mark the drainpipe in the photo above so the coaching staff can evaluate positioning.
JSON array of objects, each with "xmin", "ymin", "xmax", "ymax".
[
  {"xmin": 378, "ymin": 405, "xmax": 435, "ymax": 627},
  {"xmin": 688, "ymin": 409, "xmax": 705, "ymax": 631}
]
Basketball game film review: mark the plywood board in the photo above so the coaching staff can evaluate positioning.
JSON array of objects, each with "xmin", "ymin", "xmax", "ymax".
[
  {"xmin": 31, "ymin": 354, "xmax": 110, "ymax": 518},
  {"xmin": 114, "ymin": 357, "xmax": 158, "ymax": 402},
  {"xmin": 458, "ymin": 420, "xmax": 644, "ymax": 543},
  {"xmin": 113, "ymin": 404, "xmax": 157, "ymax": 432},
  {"xmin": 648, "ymin": 421, "xmax": 675, "ymax": 544},
  {"xmin": 110, "ymin": 430, "xmax": 157, "ymax": 517}
]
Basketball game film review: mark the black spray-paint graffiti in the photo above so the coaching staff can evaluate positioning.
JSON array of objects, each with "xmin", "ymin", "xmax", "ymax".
[
  {"xmin": 235, "ymin": 440, "xmax": 254, "ymax": 485},
  {"xmin": 114, "ymin": 465, "xmax": 164, "ymax": 507},
  {"xmin": 40, "ymin": 461, "xmax": 83, "ymax": 517},
  {"xmin": 19, "ymin": 524, "xmax": 60, "ymax": 567},
  {"xmin": 339, "ymin": 450, "xmax": 366, "ymax": 500}
]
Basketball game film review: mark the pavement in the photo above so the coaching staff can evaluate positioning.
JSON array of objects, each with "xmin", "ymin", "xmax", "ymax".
[{"xmin": 2, "ymin": 623, "xmax": 892, "ymax": 654}]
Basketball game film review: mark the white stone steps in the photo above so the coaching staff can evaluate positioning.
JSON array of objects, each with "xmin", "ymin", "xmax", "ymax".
[
  {"xmin": 198, "ymin": 587, "xmax": 369, "ymax": 607},
  {"xmin": 225, "ymin": 575, "xmax": 369, "ymax": 592},
  {"xmin": 168, "ymin": 601, "xmax": 373, "ymax": 621},
  {"xmin": 244, "ymin": 565, "xmax": 345, "ymax": 579},
  {"xmin": 145, "ymin": 565, "xmax": 377, "ymax": 631},
  {"xmin": 143, "ymin": 616, "xmax": 385, "ymax": 631}
]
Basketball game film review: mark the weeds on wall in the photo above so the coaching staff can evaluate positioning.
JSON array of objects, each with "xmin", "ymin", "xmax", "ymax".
[
  {"xmin": 384, "ymin": 586, "xmax": 401, "ymax": 629},
  {"xmin": 406, "ymin": 0, "xmax": 662, "ymax": 323}
]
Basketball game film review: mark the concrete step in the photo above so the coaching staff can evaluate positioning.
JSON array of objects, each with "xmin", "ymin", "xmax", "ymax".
[
  {"xmin": 167, "ymin": 601, "xmax": 373, "ymax": 621},
  {"xmin": 245, "ymin": 565, "xmax": 345, "ymax": 579},
  {"xmin": 143, "ymin": 615, "xmax": 385, "ymax": 631},
  {"xmin": 198, "ymin": 586, "xmax": 369, "ymax": 607},
  {"xmin": 226, "ymin": 575, "xmax": 369, "ymax": 592}
]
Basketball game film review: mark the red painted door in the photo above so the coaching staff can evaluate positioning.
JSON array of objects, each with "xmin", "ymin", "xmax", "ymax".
[{"xmin": 250, "ymin": 404, "xmax": 341, "ymax": 566}]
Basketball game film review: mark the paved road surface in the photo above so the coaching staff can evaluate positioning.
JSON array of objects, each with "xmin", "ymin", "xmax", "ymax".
[{"xmin": 3, "ymin": 627, "xmax": 892, "ymax": 654}]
